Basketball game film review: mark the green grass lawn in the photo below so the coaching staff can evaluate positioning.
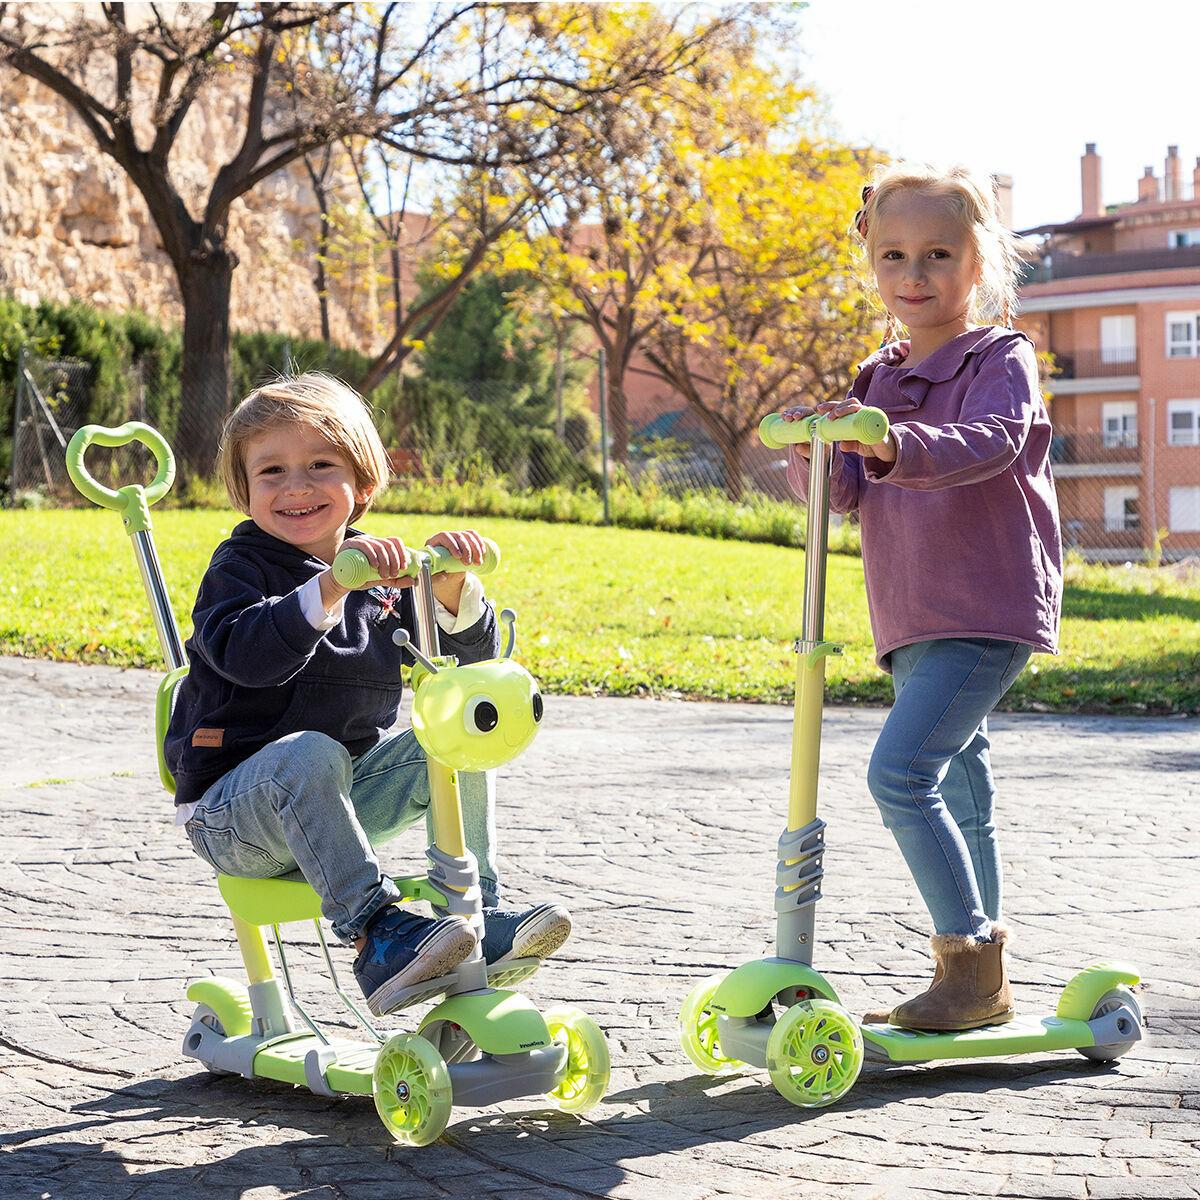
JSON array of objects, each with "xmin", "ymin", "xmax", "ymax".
[{"xmin": 3, "ymin": 508, "xmax": 1198, "ymax": 714}]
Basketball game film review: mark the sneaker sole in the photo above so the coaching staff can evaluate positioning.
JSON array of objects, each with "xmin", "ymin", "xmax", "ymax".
[
  {"xmin": 367, "ymin": 920, "xmax": 477, "ymax": 1017},
  {"xmin": 500, "ymin": 904, "xmax": 572, "ymax": 963}
]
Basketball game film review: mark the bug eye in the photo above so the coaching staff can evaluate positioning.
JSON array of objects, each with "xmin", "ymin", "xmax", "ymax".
[
  {"xmin": 532, "ymin": 692, "xmax": 543, "ymax": 723},
  {"xmin": 464, "ymin": 695, "xmax": 499, "ymax": 734}
]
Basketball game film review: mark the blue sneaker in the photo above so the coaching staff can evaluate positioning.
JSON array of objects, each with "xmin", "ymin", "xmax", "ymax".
[
  {"xmin": 353, "ymin": 907, "xmax": 476, "ymax": 1016},
  {"xmin": 481, "ymin": 903, "xmax": 572, "ymax": 965}
]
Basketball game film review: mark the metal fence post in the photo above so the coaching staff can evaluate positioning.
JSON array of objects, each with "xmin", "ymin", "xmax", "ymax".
[
  {"xmin": 598, "ymin": 346, "xmax": 610, "ymax": 524},
  {"xmin": 9, "ymin": 345, "xmax": 26, "ymax": 501}
]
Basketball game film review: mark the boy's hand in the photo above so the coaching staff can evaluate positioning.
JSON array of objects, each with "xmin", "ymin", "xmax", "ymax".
[
  {"xmin": 426, "ymin": 529, "xmax": 486, "ymax": 614},
  {"xmin": 318, "ymin": 535, "xmax": 412, "ymax": 611}
]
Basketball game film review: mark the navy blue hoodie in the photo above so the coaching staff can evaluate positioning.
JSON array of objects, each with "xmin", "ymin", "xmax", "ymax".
[{"xmin": 165, "ymin": 520, "xmax": 500, "ymax": 808}]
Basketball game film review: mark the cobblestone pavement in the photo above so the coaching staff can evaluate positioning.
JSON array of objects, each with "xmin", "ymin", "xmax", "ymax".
[{"xmin": 1, "ymin": 655, "xmax": 1197, "ymax": 1200}]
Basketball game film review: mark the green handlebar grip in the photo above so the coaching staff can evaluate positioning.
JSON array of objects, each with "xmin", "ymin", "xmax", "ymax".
[
  {"xmin": 332, "ymin": 538, "xmax": 501, "ymax": 589},
  {"xmin": 759, "ymin": 407, "xmax": 890, "ymax": 449},
  {"xmin": 66, "ymin": 421, "xmax": 176, "ymax": 510}
]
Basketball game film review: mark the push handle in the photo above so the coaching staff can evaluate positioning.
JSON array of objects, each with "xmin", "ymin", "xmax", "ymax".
[
  {"xmin": 332, "ymin": 537, "xmax": 501, "ymax": 589},
  {"xmin": 759, "ymin": 407, "xmax": 890, "ymax": 450},
  {"xmin": 65, "ymin": 422, "xmax": 176, "ymax": 534}
]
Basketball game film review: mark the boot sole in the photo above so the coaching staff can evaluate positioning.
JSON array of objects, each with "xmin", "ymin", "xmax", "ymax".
[
  {"xmin": 366, "ymin": 921, "xmax": 476, "ymax": 1017},
  {"xmin": 497, "ymin": 905, "xmax": 572, "ymax": 963},
  {"xmin": 891, "ymin": 1008, "xmax": 1017, "ymax": 1033}
]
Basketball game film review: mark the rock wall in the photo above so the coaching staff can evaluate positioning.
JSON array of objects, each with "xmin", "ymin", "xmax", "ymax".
[{"xmin": 0, "ymin": 56, "xmax": 383, "ymax": 355}]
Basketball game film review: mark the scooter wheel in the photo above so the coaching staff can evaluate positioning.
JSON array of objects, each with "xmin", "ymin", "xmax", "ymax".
[
  {"xmin": 544, "ymin": 1006, "xmax": 610, "ymax": 1113},
  {"xmin": 766, "ymin": 1000, "xmax": 863, "ymax": 1109},
  {"xmin": 679, "ymin": 975, "xmax": 745, "ymax": 1075},
  {"xmin": 373, "ymin": 1032, "xmax": 452, "ymax": 1146},
  {"xmin": 1077, "ymin": 987, "xmax": 1144, "ymax": 1063}
]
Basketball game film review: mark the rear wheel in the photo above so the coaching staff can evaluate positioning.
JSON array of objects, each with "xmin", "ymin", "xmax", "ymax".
[{"xmin": 1077, "ymin": 987, "xmax": 1144, "ymax": 1063}]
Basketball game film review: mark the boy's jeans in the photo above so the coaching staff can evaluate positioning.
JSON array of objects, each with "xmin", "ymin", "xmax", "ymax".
[
  {"xmin": 184, "ymin": 728, "xmax": 498, "ymax": 943},
  {"xmin": 866, "ymin": 637, "xmax": 1032, "ymax": 942}
]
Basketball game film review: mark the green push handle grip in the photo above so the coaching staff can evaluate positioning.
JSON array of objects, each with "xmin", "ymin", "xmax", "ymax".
[
  {"xmin": 759, "ymin": 406, "xmax": 890, "ymax": 449},
  {"xmin": 332, "ymin": 537, "xmax": 501, "ymax": 589},
  {"xmin": 65, "ymin": 422, "xmax": 176, "ymax": 534}
]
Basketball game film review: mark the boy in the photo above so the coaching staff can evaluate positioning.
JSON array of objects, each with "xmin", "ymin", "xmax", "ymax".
[{"xmin": 166, "ymin": 374, "xmax": 570, "ymax": 1016}]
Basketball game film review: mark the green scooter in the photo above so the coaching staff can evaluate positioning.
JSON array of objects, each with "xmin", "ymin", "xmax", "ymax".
[
  {"xmin": 677, "ymin": 406, "xmax": 1145, "ymax": 1108},
  {"xmin": 66, "ymin": 421, "xmax": 610, "ymax": 1144}
]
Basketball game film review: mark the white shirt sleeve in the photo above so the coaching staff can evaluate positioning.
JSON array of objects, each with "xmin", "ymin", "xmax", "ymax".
[
  {"xmin": 436, "ymin": 572, "xmax": 486, "ymax": 633},
  {"xmin": 299, "ymin": 571, "xmax": 485, "ymax": 634},
  {"xmin": 299, "ymin": 574, "xmax": 344, "ymax": 630}
]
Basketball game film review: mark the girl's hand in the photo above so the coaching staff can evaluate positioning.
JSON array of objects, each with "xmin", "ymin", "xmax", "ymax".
[
  {"xmin": 788, "ymin": 398, "xmax": 897, "ymax": 462},
  {"xmin": 426, "ymin": 529, "xmax": 486, "ymax": 613}
]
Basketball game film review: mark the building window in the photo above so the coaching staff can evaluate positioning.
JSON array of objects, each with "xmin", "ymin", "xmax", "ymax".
[
  {"xmin": 1170, "ymin": 229, "xmax": 1200, "ymax": 248},
  {"xmin": 1100, "ymin": 315, "xmax": 1136, "ymax": 365},
  {"xmin": 1166, "ymin": 313, "xmax": 1200, "ymax": 357},
  {"xmin": 1104, "ymin": 486, "xmax": 1139, "ymax": 532},
  {"xmin": 1101, "ymin": 401, "xmax": 1137, "ymax": 448},
  {"xmin": 1169, "ymin": 486, "xmax": 1200, "ymax": 532},
  {"xmin": 1167, "ymin": 400, "xmax": 1200, "ymax": 446}
]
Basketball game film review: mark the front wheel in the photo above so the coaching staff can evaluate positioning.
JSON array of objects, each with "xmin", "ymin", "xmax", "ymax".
[
  {"xmin": 544, "ymin": 1006, "xmax": 610, "ymax": 1113},
  {"xmin": 1077, "ymin": 987, "xmax": 1144, "ymax": 1063},
  {"xmin": 679, "ymin": 975, "xmax": 745, "ymax": 1075},
  {"xmin": 373, "ymin": 1033, "xmax": 453, "ymax": 1146},
  {"xmin": 765, "ymin": 1000, "xmax": 863, "ymax": 1109}
]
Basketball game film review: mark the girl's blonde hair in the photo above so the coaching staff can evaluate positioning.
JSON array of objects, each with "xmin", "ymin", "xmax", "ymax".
[
  {"xmin": 855, "ymin": 163, "xmax": 1027, "ymax": 341},
  {"xmin": 218, "ymin": 373, "xmax": 390, "ymax": 522}
]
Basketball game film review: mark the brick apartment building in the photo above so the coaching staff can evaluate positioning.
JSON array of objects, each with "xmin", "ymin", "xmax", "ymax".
[{"xmin": 1016, "ymin": 144, "xmax": 1200, "ymax": 561}]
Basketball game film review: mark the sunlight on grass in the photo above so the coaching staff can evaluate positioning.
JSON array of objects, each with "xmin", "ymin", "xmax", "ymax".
[{"xmin": 2, "ymin": 509, "xmax": 1197, "ymax": 714}]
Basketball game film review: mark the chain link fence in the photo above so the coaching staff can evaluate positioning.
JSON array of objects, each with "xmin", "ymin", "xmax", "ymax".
[{"xmin": 8, "ymin": 342, "xmax": 1194, "ymax": 563}]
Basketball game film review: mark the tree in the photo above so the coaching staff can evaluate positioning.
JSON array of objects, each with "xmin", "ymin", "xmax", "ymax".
[
  {"xmin": 640, "ymin": 128, "xmax": 883, "ymax": 499},
  {"xmin": 523, "ymin": 4, "xmax": 775, "ymax": 464},
  {"xmin": 0, "ymin": 2, "xmax": 717, "ymax": 473}
]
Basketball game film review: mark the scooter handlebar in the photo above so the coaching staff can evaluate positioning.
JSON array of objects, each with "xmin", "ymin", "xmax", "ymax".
[
  {"xmin": 332, "ymin": 538, "xmax": 501, "ymax": 589},
  {"xmin": 66, "ymin": 421, "xmax": 176, "ymax": 511},
  {"xmin": 759, "ymin": 407, "xmax": 890, "ymax": 450}
]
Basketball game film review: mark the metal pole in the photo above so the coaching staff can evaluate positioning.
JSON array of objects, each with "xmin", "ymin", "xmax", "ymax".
[
  {"xmin": 9, "ymin": 346, "xmax": 25, "ymax": 501},
  {"xmin": 1146, "ymin": 396, "xmax": 1158, "ymax": 561},
  {"xmin": 598, "ymin": 347, "xmax": 610, "ymax": 524},
  {"xmin": 554, "ymin": 323, "xmax": 565, "ymax": 439}
]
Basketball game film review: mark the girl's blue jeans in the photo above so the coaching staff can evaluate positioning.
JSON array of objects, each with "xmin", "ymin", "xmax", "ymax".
[
  {"xmin": 867, "ymin": 637, "xmax": 1032, "ymax": 941},
  {"xmin": 183, "ymin": 728, "xmax": 498, "ymax": 943}
]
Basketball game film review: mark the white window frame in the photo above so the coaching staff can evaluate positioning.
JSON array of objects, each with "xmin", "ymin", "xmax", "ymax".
[
  {"xmin": 1167, "ymin": 399, "xmax": 1200, "ymax": 446},
  {"xmin": 1099, "ymin": 315, "xmax": 1136, "ymax": 365},
  {"xmin": 1101, "ymin": 401, "xmax": 1137, "ymax": 448},
  {"xmin": 1169, "ymin": 486, "xmax": 1200, "ymax": 532},
  {"xmin": 1166, "ymin": 312, "xmax": 1200, "ymax": 358},
  {"xmin": 1170, "ymin": 229, "xmax": 1200, "ymax": 248},
  {"xmin": 1104, "ymin": 486, "xmax": 1139, "ymax": 533}
]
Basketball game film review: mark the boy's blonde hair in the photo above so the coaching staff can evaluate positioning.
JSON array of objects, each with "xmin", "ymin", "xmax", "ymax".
[
  {"xmin": 218, "ymin": 373, "xmax": 390, "ymax": 522},
  {"xmin": 855, "ymin": 162, "xmax": 1027, "ymax": 339}
]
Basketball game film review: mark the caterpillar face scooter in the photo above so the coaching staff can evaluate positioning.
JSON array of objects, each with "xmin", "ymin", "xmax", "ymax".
[
  {"xmin": 677, "ymin": 406, "xmax": 1144, "ymax": 1108},
  {"xmin": 66, "ymin": 422, "xmax": 610, "ymax": 1145}
]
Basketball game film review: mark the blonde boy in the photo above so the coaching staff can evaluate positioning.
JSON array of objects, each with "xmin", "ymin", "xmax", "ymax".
[{"xmin": 167, "ymin": 374, "xmax": 569, "ymax": 1016}]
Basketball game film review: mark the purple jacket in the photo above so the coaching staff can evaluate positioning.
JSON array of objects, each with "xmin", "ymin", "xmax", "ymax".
[{"xmin": 788, "ymin": 326, "xmax": 1062, "ymax": 670}]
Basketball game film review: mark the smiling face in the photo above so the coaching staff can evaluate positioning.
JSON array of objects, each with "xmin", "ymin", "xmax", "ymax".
[
  {"xmin": 871, "ymin": 189, "xmax": 982, "ymax": 357},
  {"xmin": 243, "ymin": 422, "xmax": 370, "ymax": 562}
]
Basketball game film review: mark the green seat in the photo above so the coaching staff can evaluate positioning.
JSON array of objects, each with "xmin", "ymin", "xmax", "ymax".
[{"xmin": 218, "ymin": 873, "xmax": 446, "ymax": 927}]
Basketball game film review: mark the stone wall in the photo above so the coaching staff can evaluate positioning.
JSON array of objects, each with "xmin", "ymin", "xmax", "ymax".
[{"xmin": 0, "ymin": 56, "xmax": 383, "ymax": 354}]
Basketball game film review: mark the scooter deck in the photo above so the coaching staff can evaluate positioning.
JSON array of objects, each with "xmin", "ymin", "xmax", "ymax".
[
  {"xmin": 862, "ymin": 1012, "xmax": 1093, "ymax": 1063},
  {"xmin": 254, "ymin": 1033, "xmax": 376, "ymax": 1093}
]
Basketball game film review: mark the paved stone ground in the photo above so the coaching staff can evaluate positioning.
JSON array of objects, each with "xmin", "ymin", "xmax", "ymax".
[{"xmin": 1, "ymin": 655, "xmax": 1197, "ymax": 1200}]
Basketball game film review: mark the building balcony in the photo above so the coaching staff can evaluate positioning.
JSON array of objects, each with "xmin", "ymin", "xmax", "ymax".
[
  {"xmin": 1053, "ymin": 348, "xmax": 1138, "ymax": 379},
  {"xmin": 1022, "ymin": 243, "xmax": 1200, "ymax": 284},
  {"xmin": 1050, "ymin": 432, "xmax": 1141, "ymax": 477}
]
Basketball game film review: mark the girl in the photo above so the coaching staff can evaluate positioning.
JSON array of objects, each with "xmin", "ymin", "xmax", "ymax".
[{"xmin": 781, "ymin": 163, "xmax": 1062, "ymax": 1032}]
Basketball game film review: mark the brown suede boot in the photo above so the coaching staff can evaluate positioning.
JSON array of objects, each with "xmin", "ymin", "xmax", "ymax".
[
  {"xmin": 884, "ymin": 924, "xmax": 1014, "ymax": 1031},
  {"xmin": 863, "ymin": 956, "xmax": 945, "ymax": 1025}
]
